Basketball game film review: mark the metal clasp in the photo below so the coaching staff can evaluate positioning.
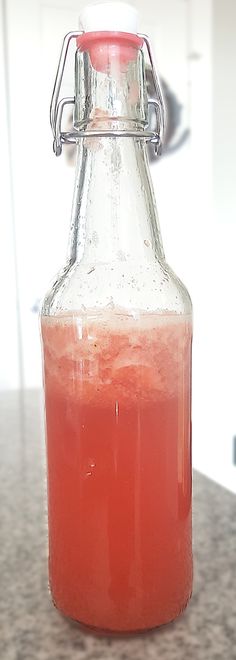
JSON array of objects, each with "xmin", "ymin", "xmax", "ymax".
[
  {"xmin": 140, "ymin": 34, "xmax": 165, "ymax": 155},
  {"xmin": 50, "ymin": 31, "xmax": 165, "ymax": 156}
]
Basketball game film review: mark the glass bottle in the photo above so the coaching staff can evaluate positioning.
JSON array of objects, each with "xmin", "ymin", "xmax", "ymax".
[{"xmin": 41, "ymin": 3, "xmax": 192, "ymax": 633}]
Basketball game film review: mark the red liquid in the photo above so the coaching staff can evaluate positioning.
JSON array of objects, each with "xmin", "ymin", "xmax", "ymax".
[{"xmin": 42, "ymin": 311, "xmax": 192, "ymax": 632}]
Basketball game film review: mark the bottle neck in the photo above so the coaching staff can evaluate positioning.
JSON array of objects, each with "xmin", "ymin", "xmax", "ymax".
[
  {"xmin": 68, "ymin": 35, "xmax": 165, "ymax": 266},
  {"xmin": 74, "ymin": 32, "xmax": 147, "ymax": 131}
]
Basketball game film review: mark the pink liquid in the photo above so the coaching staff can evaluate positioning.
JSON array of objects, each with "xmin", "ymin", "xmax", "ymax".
[{"xmin": 42, "ymin": 311, "xmax": 192, "ymax": 631}]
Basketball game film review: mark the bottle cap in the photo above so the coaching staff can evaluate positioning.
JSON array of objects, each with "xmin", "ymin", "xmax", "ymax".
[
  {"xmin": 50, "ymin": 7, "xmax": 165, "ymax": 156},
  {"xmin": 79, "ymin": 2, "xmax": 138, "ymax": 34}
]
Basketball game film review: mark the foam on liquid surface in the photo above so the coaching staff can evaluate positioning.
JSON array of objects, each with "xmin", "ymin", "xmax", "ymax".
[{"xmin": 42, "ymin": 310, "xmax": 192, "ymax": 404}]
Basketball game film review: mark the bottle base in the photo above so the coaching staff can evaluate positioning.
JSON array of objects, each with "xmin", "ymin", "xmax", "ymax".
[{"xmin": 52, "ymin": 592, "xmax": 192, "ymax": 636}]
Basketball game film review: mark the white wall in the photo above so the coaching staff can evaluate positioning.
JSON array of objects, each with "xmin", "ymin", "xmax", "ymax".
[
  {"xmin": 189, "ymin": 0, "xmax": 236, "ymax": 492},
  {"xmin": 2, "ymin": 0, "xmax": 236, "ymax": 491},
  {"xmin": 213, "ymin": 0, "xmax": 236, "ymax": 225},
  {"xmin": 0, "ymin": 0, "xmax": 20, "ymax": 388}
]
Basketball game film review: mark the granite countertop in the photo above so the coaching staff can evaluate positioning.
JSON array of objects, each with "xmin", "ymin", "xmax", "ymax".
[{"xmin": 0, "ymin": 389, "xmax": 236, "ymax": 660}]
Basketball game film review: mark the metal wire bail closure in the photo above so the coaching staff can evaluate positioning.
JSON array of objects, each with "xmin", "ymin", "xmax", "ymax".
[{"xmin": 50, "ymin": 31, "xmax": 165, "ymax": 157}]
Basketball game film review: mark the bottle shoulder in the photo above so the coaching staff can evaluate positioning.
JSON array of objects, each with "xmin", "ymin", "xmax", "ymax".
[{"xmin": 41, "ymin": 259, "xmax": 192, "ymax": 317}]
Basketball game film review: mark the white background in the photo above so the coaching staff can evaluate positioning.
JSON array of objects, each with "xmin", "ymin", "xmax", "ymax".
[{"xmin": 1, "ymin": 0, "xmax": 236, "ymax": 492}]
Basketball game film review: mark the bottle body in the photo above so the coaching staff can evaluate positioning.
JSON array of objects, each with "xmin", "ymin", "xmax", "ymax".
[
  {"xmin": 42, "ymin": 306, "xmax": 192, "ymax": 631},
  {"xmin": 41, "ymin": 26, "xmax": 192, "ymax": 631}
]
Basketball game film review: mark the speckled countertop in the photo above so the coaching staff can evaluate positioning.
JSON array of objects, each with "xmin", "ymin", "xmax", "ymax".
[{"xmin": 0, "ymin": 389, "xmax": 236, "ymax": 660}]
